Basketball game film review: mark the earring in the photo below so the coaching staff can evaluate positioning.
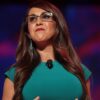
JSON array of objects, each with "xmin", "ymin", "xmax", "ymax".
[{"xmin": 30, "ymin": 39, "xmax": 33, "ymax": 51}]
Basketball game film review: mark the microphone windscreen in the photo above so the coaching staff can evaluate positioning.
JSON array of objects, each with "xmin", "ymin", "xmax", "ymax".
[{"xmin": 46, "ymin": 59, "xmax": 53, "ymax": 69}]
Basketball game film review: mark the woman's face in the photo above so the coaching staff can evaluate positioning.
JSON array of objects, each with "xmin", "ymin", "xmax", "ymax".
[{"xmin": 27, "ymin": 7, "xmax": 57, "ymax": 43}]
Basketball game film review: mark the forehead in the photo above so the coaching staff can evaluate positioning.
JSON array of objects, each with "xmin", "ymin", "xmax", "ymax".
[{"xmin": 28, "ymin": 7, "xmax": 47, "ymax": 15}]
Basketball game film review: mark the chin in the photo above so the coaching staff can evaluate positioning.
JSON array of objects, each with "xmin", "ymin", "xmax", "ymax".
[{"xmin": 36, "ymin": 39, "xmax": 50, "ymax": 43}]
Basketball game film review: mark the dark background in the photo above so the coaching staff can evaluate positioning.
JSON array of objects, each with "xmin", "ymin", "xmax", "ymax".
[{"xmin": 0, "ymin": 0, "xmax": 100, "ymax": 100}]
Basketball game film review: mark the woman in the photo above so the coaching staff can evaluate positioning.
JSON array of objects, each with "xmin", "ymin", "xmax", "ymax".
[{"xmin": 2, "ymin": 0, "xmax": 92, "ymax": 100}]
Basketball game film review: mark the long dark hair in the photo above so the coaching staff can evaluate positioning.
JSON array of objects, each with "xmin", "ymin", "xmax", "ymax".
[{"xmin": 12, "ymin": 0, "xmax": 89, "ymax": 99}]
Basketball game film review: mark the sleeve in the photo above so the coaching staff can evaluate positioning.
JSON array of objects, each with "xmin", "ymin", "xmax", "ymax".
[
  {"xmin": 81, "ymin": 64, "xmax": 92, "ymax": 81},
  {"xmin": 4, "ymin": 67, "xmax": 16, "ymax": 82}
]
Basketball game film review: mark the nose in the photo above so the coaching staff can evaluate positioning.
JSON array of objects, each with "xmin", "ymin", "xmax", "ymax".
[{"xmin": 36, "ymin": 17, "xmax": 43, "ymax": 25}]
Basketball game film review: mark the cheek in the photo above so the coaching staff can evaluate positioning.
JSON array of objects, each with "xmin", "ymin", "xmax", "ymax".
[
  {"xmin": 46, "ymin": 23, "xmax": 56, "ymax": 35},
  {"xmin": 28, "ymin": 24, "xmax": 35, "ymax": 36}
]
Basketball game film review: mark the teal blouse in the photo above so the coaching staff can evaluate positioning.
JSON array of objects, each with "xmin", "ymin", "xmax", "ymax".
[{"xmin": 5, "ymin": 61, "xmax": 91, "ymax": 100}]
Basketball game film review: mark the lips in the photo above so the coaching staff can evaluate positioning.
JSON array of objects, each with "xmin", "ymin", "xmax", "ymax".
[{"xmin": 35, "ymin": 28, "xmax": 45, "ymax": 32}]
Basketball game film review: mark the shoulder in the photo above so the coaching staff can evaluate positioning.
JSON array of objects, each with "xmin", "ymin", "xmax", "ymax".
[
  {"xmin": 5, "ymin": 66, "xmax": 16, "ymax": 82},
  {"xmin": 81, "ymin": 64, "xmax": 92, "ymax": 81}
]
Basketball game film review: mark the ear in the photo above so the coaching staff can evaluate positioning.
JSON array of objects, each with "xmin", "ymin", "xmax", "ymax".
[
  {"xmin": 26, "ymin": 33, "xmax": 31, "ymax": 39},
  {"xmin": 55, "ymin": 27, "xmax": 59, "ymax": 37},
  {"xmin": 52, "ymin": 28, "xmax": 59, "ymax": 41},
  {"xmin": 56, "ymin": 26, "xmax": 59, "ymax": 35}
]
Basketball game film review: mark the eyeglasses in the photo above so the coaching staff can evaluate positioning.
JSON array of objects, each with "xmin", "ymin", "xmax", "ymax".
[{"xmin": 27, "ymin": 12, "xmax": 54, "ymax": 24}]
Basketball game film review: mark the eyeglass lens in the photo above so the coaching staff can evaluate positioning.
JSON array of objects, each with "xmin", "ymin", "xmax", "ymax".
[{"xmin": 28, "ymin": 12, "xmax": 53, "ymax": 23}]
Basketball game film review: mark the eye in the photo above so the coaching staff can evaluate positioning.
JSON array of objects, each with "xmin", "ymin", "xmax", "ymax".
[
  {"xmin": 42, "ymin": 14, "xmax": 51, "ymax": 19},
  {"xmin": 42, "ymin": 12, "xmax": 53, "ymax": 20},
  {"xmin": 29, "ymin": 16, "xmax": 36, "ymax": 22}
]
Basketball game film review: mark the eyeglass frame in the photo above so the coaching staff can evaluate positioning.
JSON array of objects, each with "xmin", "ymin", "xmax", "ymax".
[{"xmin": 27, "ymin": 11, "xmax": 55, "ymax": 24}]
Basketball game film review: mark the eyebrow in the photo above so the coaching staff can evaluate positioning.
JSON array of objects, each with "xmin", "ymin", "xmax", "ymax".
[
  {"xmin": 28, "ymin": 11, "xmax": 47, "ymax": 16},
  {"xmin": 28, "ymin": 14, "xmax": 36, "ymax": 17}
]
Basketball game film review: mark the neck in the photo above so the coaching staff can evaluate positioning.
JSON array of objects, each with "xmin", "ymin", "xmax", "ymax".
[{"xmin": 37, "ymin": 44, "xmax": 55, "ymax": 62}]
